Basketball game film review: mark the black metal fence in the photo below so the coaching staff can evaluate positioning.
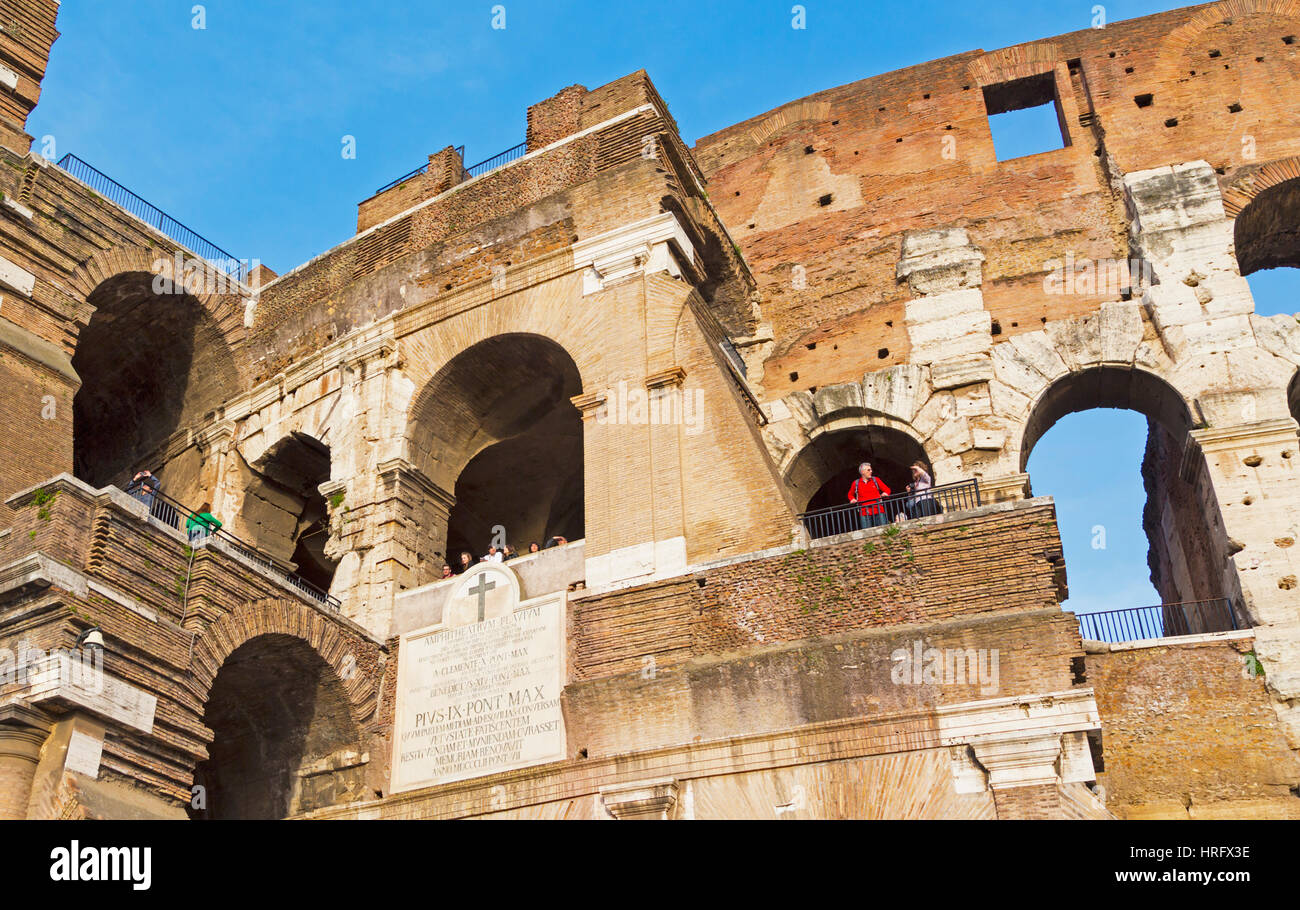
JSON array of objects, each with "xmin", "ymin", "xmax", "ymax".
[
  {"xmin": 1073, "ymin": 599, "xmax": 1241, "ymax": 643},
  {"xmin": 55, "ymin": 154, "xmax": 248, "ymax": 283},
  {"xmin": 125, "ymin": 481, "xmax": 340, "ymax": 610},
  {"xmin": 797, "ymin": 478, "xmax": 982, "ymax": 540},
  {"xmin": 465, "ymin": 141, "xmax": 528, "ymax": 178}
]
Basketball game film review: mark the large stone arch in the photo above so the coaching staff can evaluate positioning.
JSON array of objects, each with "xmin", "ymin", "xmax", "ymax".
[
  {"xmin": 406, "ymin": 331, "xmax": 585, "ymax": 559},
  {"xmin": 1231, "ymin": 173, "xmax": 1300, "ymax": 275},
  {"xmin": 784, "ymin": 417, "xmax": 936, "ymax": 514},
  {"xmin": 1018, "ymin": 365, "xmax": 1196, "ymax": 471},
  {"xmin": 187, "ymin": 598, "xmax": 384, "ymax": 726},
  {"xmin": 64, "ymin": 242, "xmax": 249, "ymax": 351},
  {"xmin": 184, "ymin": 598, "xmax": 386, "ymax": 819},
  {"xmin": 65, "ymin": 244, "xmax": 249, "ymax": 490}
]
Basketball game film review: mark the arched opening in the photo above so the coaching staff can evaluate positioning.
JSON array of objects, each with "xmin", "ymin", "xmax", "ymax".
[
  {"xmin": 408, "ymin": 334, "xmax": 584, "ymax": 568},
  {"xmin": 1234, "ymin": 176, "xmax": 1300, "ymax": 318},
  {"xmin": 192, "ymin": 634, "xmax": 362, "ymax": 820},
  {"xmin": 1022, "ymin": 366, "xmax": 1228, "ymax": 624},
  {"xmin": 71, "ymin": 271, "xmax": 238, "ymax": 488},
  {"xmin": 786, "ymin": 423, "xmax": 930, "ymax": 513},
  {"xmin": 1289, "ymin": 370, "xmax": 1300, "ymax": 429},
  {"xmin": 238, "ymin": 433, "xmax": 337, "ymax": 593}
]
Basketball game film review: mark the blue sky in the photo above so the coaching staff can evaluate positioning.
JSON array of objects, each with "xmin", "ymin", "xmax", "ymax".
[{"xmin": 30, "ymin": 1, "xmax": 1299, "ymax": 613}]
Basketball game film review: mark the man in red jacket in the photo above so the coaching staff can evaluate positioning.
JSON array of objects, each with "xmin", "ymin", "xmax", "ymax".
[{"xmin": 848, "ymin": 462, "xmax": 891, "ymax": 530}]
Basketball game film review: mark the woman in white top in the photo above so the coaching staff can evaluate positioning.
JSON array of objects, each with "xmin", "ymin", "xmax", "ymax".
[{"xmin": 905, "ymin": 461, "xmax": 940, "ymax": 519}]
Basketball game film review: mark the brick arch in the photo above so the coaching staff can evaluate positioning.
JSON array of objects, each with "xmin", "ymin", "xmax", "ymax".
[
  {"xmin": 65, "ymin": 242, "xmax": 249, "ymax": 352},
  {"xmin": 1223, "ymin": 157, "xmax": 1300, "ymax": 217},
  {"xmin": 966, "ymin": 42, "xmax": 1061, "ymax": 86},
  {"xmin": 186, "ymin": 597, "xmax": 384, "ymax": 728},
  {"xmin": 748, "ymin": 99, "xmax": 833, "ymax": 147},
  {"xmin": 1149, "ymin": 0, "xmax": 1300, "ymax": 88}
]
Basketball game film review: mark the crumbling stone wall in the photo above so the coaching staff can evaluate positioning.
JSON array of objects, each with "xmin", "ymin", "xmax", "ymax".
[{"xmin": 1086, "ymin": 635, "xmax": 1300, "ymax": 818}]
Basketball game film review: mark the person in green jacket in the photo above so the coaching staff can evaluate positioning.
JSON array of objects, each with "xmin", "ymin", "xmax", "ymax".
[{"xmin": 186, "ymin": 502, "xmax": 222, "ymax": 543}]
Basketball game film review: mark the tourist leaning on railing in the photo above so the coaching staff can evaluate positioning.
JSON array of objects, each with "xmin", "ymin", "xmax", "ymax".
[
  {"xmin": 129, "ymin": 470, "xmax": 160, "ymax": 508},
  {"xmin": 186, "ymin": 503, "xmax": 223, "ymax": 543},
  {"xmin": 903, "ymin": 461, "xmax": 942, "ymax": 519}
]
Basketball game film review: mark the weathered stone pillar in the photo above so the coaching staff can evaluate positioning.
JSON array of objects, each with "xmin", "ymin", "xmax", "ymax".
[
  {"xmin": 0, "ymin": 702, "xmax": 51, "ymax": 819},
  {"xmin": 1189, "ymin": 419, "xmax": 1300, "ymax": 746}
]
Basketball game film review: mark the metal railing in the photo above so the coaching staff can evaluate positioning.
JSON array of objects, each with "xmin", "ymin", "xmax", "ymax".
[
  {"xmin": 1073, "ymin": 598, "xmax": 1241, "ymax": 643},
  {"xmin": 55, "ymin": 154, "xmax": 248, "ymax": 283},
  {"xmin": 465, "ymin": 141, "xmax": 527, "ymax": 178},
  {"xmin": 125, "ymin": 481, "xmax": 341, "ymax": 610},
  {"xmin": 374, "ymin": 145, "xmax": 465, "ymax": 194},
  {"xmin": 797, "ymin": 478, "xmax": 982, "ymax": 540},
  {"xmin": 374, "ymin": 140, "xmax": 527, "ymax": 194}
]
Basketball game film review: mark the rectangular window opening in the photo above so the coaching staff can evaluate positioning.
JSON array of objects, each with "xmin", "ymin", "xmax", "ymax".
[{"xmin": 983, "ymin": 73, "xmax": 1069, "ymax": 161}]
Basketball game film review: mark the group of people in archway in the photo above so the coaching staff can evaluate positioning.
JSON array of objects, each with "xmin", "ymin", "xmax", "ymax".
[
  {"xmin": 848, "ymin": 460, "xmax": 940, "ymax": 528},
  {"xmin": 440, "ymin": 535, "xmax": 571, "ymax": 579}
]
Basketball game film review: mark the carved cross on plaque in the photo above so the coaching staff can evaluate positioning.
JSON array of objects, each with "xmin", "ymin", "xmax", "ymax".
[{"xmin": 468, "ymin": 573, "xmax": 497, "ymax": 622}]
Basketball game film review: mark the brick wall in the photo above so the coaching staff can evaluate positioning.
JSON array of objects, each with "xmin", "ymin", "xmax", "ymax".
[
  {"xmin": 693, "ymin": 2, "xmax": 1300, "ymax": 398},
  {"xmin": 571, "ymin": 500, "xmax": 1066, "ymax": 680},
  {"xmin": 1086, "ymin": 635, "xmax": 1300, "ymax": 818},
  {"xmin": 0, "ymin": 477, "xmax": 387, "ymax": 811}
]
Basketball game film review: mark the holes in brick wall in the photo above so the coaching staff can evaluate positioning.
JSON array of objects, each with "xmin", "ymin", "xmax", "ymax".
[
  {"xmin": 879, "ymin": 106, "xmax": 886, "ymax": 112},
  {"xmin": 831, "ymin": 120, "xmax": 839, "ymax": 125},
  {"xmin": 806, "ymin": 342, "xmax": 817, "ymax": 350},
  {"xmin": 984, "ymin": 72, "xmax": 1068, "ymax": 160},
  {"xmin": 923, "ymin": 93, "xmax": 931, "ymax": 100},
  {"xmin": 1256, "ymin": 56, "xmax": 1265, "ymax": 62},
  {"xmin": 1228, "ymin": 102, "xmax": 1243, "ymax": 113},
  {"xmin": 1284, "ymin": 34, "xmax": 1296, "ymax": 45},
  {"xmin": 1011, "ymin": 321, "xmax": 1019, "ymax": 327},
  {"xmin": 1209, "ymin": 49, "xmax": 1222, "ymax": 58},
  {"xmin": 817, "ymin": 193, "xmax": 833, "ymax": 206},
  {"xmin": 1134, "ymin": 93, "xmax": 1154, "ymax": 107},
  {"xmin": 1164, "ymin": 117, "xmax": 1179, "ymax": 127},
  {"xmin": 1071, "ymin": 656, "xmax": 1088, "ymax": 684},
  {"xmin": 884, "ymin": 320, "xmax": 893, "ymax": 327},
  {"xmin": 804, "ymin": 145, "xmax": 815, "ymax": 154},
  {"xmin": 877, "ymin": 348, "xmax": 889, "ymax": 359},
  {"xmin": 895, "ymin": 137, "xmax": 903, "ymax": 143},
  {"xmin": 991, "ymin": 320, "xmax": 1002, "ymax": 335},
  {"xmin": 1124, "ymin": 66, "xmax": 1134, "ymax": 74},
  {"xmin": 789, "ymin": 371, "xmax": 799, "ymax": 382},
  {"xmin": 734, "ymin": 190, "xmax": 740, "ymax": 196},
  {"xmin": 945, "ymin": 124, "xmax": 954, "ymax": 130},
  {"xmin": 1108, "ymin": 51, "xmax": 1116, "ymax": 58}
]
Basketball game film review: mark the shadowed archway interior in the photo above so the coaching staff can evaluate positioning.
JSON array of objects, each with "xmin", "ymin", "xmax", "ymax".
[
  {"xmin": 192, "ymin": 633, "xmax": 362, "ymax": 820},
  {"xmin": 1234, "ymin": 176, "xmax": 1300, "ymax": 276},
  {"xmin": 787, "ymin": 425, "xmax": 930, "ymax": 514},
  {"xmin": 408, "ymin": 333, "xmax": 584, "ymax": 561},
  {"xmin": 238, "ymin": 432, "xmax": 337, "ymax": 593},
  {"xmin": 71, "ymin": 271, "xmax": 239, "ymax": 488}
]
